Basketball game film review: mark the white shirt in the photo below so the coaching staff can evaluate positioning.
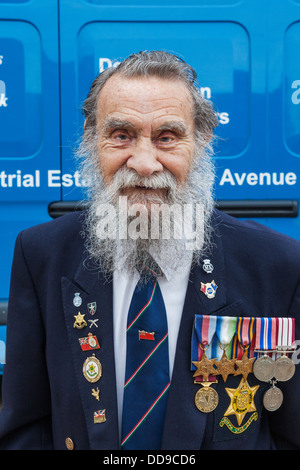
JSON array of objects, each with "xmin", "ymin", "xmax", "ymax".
[{"xmin": 113, "ymin": 253, "xmax": 193, "ymax": 430}]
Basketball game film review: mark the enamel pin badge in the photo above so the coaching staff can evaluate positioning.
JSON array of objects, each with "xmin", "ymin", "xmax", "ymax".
[
  {"xmin": 87, "ymin": 302, "xmax": 97, "ymax": 316},
  {"xmin": 73, "ymin": 293, "xmax": 82, "ymax": 307},
  {"xmin": 200, "ymin": 280, "xmax": 218, "ymax": 299},
  {"xmin": 79, "ymin": 333, "xmax": 100, "ymax": 351}
]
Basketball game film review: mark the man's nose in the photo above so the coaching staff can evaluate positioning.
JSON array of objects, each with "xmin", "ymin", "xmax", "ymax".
[{"xmin": 126, "ymin": 137, "xmax": 163, "ymax": 177}]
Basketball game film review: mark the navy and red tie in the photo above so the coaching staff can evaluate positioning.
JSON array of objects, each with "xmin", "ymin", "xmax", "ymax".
[{"xmin": 121, "ymin": 269, "xmax": 170, "ymax": 450}]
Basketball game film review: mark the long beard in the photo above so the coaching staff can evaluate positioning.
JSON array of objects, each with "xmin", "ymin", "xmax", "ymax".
[{"xmin": 77, "ymin": 132, "xmax": 215, "ymax": 281}]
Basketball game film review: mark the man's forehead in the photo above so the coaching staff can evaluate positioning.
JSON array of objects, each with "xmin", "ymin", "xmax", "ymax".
[{"xmin": 96, "ymin": 74, "xmax": 194, "ymax": 127}]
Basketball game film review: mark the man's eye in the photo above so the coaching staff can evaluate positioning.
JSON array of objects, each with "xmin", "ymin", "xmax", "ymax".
[
  {"xmin": 157, "ymin": 133, "xmax": 176, "ymax": 144},
  {"xmin": 111, "ymin": 131, "xmax": 130, "ymax": 141}
]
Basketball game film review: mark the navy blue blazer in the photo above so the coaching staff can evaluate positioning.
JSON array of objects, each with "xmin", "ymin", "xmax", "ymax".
[{"xmin": 0, "ymin": 209, "xmax": 300, "ymax": 450}]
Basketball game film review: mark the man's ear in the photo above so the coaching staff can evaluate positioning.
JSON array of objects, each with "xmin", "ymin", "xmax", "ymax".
[{"xmin": 84, "ymin": 118, "xmax": 87, "ymax": 129}]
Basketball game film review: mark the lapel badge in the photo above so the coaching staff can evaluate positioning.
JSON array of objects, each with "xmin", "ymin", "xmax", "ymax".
[
  {"xmin": 88, "ymin": 318, "xmax": 99, "ymax": 328},
  {"xmin": 92, "ymin": 387, "xmax": 100, "ymax": 401},
  {"xmin": 202, "ymin": 259, "xmax": 214, "ymax": 274},
  {"xmin": 200, "ymin": 280, "xmax": 218, "ymax": 299},
  {"xmin": 87, "ymin": 302, "xmax": 97, "ymax": 315},
  {"xmin": 73, "ymin": 292, "xmax": 82, "ymax": 307},
  {"xmin": 83, "ymin": 354, "xmax": 102, "ymax": 383},
  {"xmin": 79, "ymin": 333, "xmax": 100, "ymax": 351},
  {"xmin": 73, "ymin": 312, "xmax": 87, "ymax": 329},
  {"xmin": 94, "ymin": 409, "xmax": 106, "ymax": 423}
]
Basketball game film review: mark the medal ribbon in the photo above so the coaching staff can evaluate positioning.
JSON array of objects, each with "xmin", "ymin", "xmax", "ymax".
[
  {"xmin": 211, "ymin": 316, "xmax": 237, "ymax": 360},
  {"xmin": 232, "ymin": 317, "xmax": 256, "ymax": 359},
  {"xmin": 276, "ymin": 317, "xmax": 295, "ymax": 358},
  {"xmin": 254, "ymin": 317, "xmax": 277, "ymax": 358},
  {"xmin": 191, "ymin": 315, "xmax": 217, "ymax": 369}
]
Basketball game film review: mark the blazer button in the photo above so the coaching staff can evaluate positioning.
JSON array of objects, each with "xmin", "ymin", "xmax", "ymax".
[{"xmin": 65, "ymin": 437, "xmax": 74, "ymax": 450}]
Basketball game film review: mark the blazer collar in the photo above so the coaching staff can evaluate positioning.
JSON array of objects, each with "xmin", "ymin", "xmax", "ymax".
[{"xmin": 61, "ymin": 253, "xmax": 119, "ymax": 450}]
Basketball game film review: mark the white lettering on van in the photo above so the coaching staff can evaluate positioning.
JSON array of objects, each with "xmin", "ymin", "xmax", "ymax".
[{"xmin": 219, "ymin": 169, "xmax": 297, "ymax": 186}]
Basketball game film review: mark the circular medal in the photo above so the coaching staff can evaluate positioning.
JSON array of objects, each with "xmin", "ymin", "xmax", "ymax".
[
  {"xmin": 195, "ymin": 386, "xmax": 219, "ymax": 413},
  {"xmin": 253, "ymin": 355, "xmax": 275, "ymax": 382},
  {"xmin": 263, "ymin": 386, "xmax": 283, "ymax": 412},
  {"xmin": 273, "ymin": 355, "xmax": 295, "ymax": 382},
  {"xmin": 83, "ymin": 356, "xmax": 102, "ymax": 383}
]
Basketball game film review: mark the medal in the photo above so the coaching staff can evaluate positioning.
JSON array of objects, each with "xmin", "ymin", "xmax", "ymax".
[
  {"xmin": 224, "ymin": 377, "xmax": 259, "ymax": 426},
  {"xmin": 214, "ymin": 316, "xmax": 237, "ymax": 382},
  {"xmin": 263, "ymin": 381, "xmax": 283, "ymax": 411},
  {"xmin": 274, "ymin": 353, "xmax": 295, "ymax": 381},
  {"xmin": 195, "ymin": 382, "xmax": 219, "ymax": 413},
  {"xmin": 191, "ymin": 315, "xmax": 219, "ymax": 411},
  {"xmin": 274, "ymin": 318, "xmax": 296, "ymax": 381},
  {"xmin": 253, "ymin": 317, "xmax": 277, "ymax": 382},
  {"xmin": 83, "ymin": 355, "xmax": 102, "ymax": 383},
  {"xmin": 234, "ymin": 317, "xmax": 256, "ymax": 381},
  {"xmin": 191, "ymin": 314, "xmax": 218, "ymax": 379}
]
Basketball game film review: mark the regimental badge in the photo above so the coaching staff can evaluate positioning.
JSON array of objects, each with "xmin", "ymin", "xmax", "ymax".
[
  {"xmin": 87, "ymin": 302, "xmax": 97, "ymax": 316},
  {"xmin": 223, "ymin": 377, "xmax": 259, "ymax": 427},
  {"xmin": 202, "ymin": 259, "xmax": 214, "ymax": 274},
  {"xmin": 79, "ymin": 333, "xmax": 100, "ymax": 351},
  {"xmin": 83, "ymin": 355, "xmax": 102, "ymax": 383},
  {"xmin": 73, "ymin": 312, "xmax": 87, "ymax": 329},
  {"xmin": 200, "ymin": 280, "xmax": 218, "ymax": 299},
  {"xmin": 94, "ymin": 409, "xmax": 106, "ymax": 423},
  {"xmin": 73, "ymin": 293, "xmax": 82, "ymax": 307}
]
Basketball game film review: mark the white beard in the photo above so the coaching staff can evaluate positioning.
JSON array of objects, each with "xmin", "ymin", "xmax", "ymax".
[{"xmin": 77, "ymin": 132, "xmax": 216, "ymax": 282}]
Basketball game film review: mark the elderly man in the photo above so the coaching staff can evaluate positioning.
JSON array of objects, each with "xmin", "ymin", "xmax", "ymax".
[{"xmin": 0, "ymin": 51, "xmax": 299, "ymax": 450}]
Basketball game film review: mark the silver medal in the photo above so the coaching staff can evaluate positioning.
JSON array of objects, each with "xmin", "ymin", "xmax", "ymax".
[
  {"xmin": 253, "ymin": 355, "xmax": 275, "ymax": 382},
  {"xmin": 274, "ymin": 354, "xmax": 295, "ymax": 382},
  {"xmin": 263, "ymin": 384, "xmax": 283, "ymax": 412}
]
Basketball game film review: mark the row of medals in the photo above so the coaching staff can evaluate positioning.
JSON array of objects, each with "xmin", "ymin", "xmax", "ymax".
[{"xmin": 193, "ymin": 345, "xmax": 295, "ymax": 414}]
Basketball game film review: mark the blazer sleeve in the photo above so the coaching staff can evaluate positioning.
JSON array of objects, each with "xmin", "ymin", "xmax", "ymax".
[{"xmin": 0, "ymin": 232, "xmax": 53, "ymax": 449}]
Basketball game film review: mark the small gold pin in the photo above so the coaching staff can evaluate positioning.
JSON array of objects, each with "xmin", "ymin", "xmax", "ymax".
[
  {"xmin": 92, "ymin": 387, "xmax": 100, "ymax": 401},
  {"xmin": 73, "ymin": 312, "xmax": 87, "ymax": 329}
]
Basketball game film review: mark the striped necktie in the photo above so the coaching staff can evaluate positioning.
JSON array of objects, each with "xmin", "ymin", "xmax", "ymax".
[{"xmin": 121, "ymin": 266, "xmax": 170, "ymax": 450}]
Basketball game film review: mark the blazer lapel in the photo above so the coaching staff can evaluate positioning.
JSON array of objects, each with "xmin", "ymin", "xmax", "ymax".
[
  {"xmin": 61, "ymin": 254, "xmax": 119, "ymax": 450},
  {"xmin": 162, "ymin": 214, "xmax": 244, "ymax": 450}
]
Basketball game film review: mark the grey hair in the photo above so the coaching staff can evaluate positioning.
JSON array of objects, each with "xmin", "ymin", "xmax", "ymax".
[{"xmin": 82, "ymin": 50, "xmax": 219, "ymax": 137}]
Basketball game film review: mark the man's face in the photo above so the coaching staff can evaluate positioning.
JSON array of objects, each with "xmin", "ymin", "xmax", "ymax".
[{"xmin": 96, "ymin": 74, "xmax": 195, "ymax": 203}]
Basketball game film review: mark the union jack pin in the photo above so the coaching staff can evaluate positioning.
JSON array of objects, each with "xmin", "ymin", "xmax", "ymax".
[
  {"xmin": 79, "ymin": 333, "xmax": 100, "ymax": 351},
  {"xmin": 94, "ymin": 409, "xmax": 106, "ymax": 423}
]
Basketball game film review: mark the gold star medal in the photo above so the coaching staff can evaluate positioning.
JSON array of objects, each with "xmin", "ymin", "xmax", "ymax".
[
  {"xmin": 224, "ymin": 377, "xmax": 259, "ymax": 426},
  {"xmin": 192, "ymin": 351, "xmax": 217, "ymax": 382},
  {"xmin": 215, "ymin": 349, "xmax": 236, "ymax": 382},
  {"xmin": 234, "ymin": 347, "xmax": 255, "ymax": 381}
]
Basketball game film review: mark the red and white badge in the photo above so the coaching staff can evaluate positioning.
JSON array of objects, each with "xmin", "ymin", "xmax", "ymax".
[{"xmin": 79, "ymin": 333, "xmax": 100, "ymax": 351}]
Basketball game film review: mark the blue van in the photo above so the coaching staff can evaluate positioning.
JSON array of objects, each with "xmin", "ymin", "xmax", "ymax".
[{"xmin": 0, "ymin": 0, "xmax": 299, "ymax": 373}]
